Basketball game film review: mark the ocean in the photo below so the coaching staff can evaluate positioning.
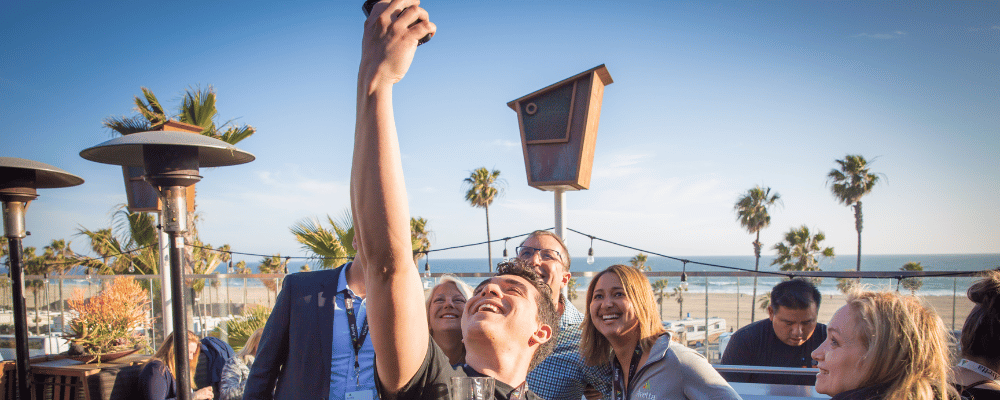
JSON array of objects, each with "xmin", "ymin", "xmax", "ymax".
[{"xmin": 271, "ymin": 253, "xmax": 999, "ymax": 297}]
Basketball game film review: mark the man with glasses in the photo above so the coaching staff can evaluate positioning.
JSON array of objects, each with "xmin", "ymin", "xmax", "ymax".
[{"xmin": 519, "ymin": 231, "xmax": 612, "ymax": 400}]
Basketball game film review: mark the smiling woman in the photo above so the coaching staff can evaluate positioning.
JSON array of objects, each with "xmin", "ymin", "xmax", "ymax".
[
  {"xmin": 580, "ymin": 265, "xmax": 740, "ymax": 400},
  {"xmin": 811, "ymin": 290, "xmax": 958, "ymax": 400},
  {"xmin": 427, "ymin": 275, "xmax": 474, "ymax": 365}
]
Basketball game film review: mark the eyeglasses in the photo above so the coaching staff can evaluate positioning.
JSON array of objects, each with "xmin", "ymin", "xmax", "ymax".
[{"xmin": 515, "ymin": 246, "xmax": 563, "ymax": 263}]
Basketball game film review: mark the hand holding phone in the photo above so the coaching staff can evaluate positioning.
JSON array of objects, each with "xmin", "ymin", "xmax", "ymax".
[{"xmin": 362, "ymin": 0, "xmax": 432, "ymax": 45}]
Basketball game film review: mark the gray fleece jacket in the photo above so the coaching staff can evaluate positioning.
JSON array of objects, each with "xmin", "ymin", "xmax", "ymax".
[{"xmin": 617, "ymin": 335, "xmax": 742, "ymax": 400}]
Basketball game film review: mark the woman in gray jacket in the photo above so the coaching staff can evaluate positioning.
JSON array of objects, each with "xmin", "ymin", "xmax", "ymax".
[{"xmin": 581, "ymin": 265, "xmax": 741, "ymax": 400}]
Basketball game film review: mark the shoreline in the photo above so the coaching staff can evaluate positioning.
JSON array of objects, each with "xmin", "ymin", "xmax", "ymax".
[{"xmin": 3, "ymin": 283, "xmax": 976, "ymax": 334}]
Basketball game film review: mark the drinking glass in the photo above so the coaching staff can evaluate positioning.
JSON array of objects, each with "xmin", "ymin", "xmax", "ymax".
[{"xmin": 450, "ymin": 376, "xmax": 495, "ymax": 400}]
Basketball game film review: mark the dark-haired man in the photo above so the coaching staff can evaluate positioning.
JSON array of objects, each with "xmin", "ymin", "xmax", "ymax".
[
  {"xmin": 350, "ymin": 2, "xmax": 558, "ymax": 399},
  {"xmin": 721, "ymin": 279, "xmax": 826, "ymax": 385},
  {"xmin": 518, "ymin": 231, "xmax": 612, "ymax": 400}
]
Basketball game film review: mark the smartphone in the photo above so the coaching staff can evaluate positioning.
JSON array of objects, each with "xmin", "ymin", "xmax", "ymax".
[{"xmin": 362, "ymin": 0, "xmax": 432, "ymax": 45}]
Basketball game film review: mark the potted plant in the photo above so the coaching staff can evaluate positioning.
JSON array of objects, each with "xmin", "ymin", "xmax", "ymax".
[{"xmin": 63, "ymin": 276, "xmax": 151, "ymax": 363}]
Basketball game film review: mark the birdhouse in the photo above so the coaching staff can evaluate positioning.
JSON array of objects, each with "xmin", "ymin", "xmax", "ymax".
[
  {"xmin": 507, "ymin": 65, "xmax": 613, "ymax": 191},
  {"xmin": 121, "ymin": 120, "xmax": 200, "ymax": 213}
]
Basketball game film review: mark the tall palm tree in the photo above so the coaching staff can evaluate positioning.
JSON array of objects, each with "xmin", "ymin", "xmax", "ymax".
[
  {"xmin": 772, "ymin": 225, "xmax": 835, "ymax": 284},
  {"xmin": 257, "ymin": 255, "xmax": 288, "ymax": 306},
  {"xmin": 629, "ymin": 253, "xmax": 650, "ymax": 271},
  {"xmin": 734, "ymin": 185, "xmax": 781, "ymax": 322},
  {"xmin": 651, "ymin": 279, "xmax": 671, "ymax": 317},
  {"xmin": 463, "ymin": 167, "xmax": 505, "ymax": 271},
  {"xmin": 827, "ymin": 155, "xmax": 882, "ymax": 272}
]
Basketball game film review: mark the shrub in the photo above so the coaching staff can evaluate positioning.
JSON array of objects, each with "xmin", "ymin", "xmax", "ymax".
[{"xmin": 63, "ymin": 277, "xmax": 151, "ymax": 358}]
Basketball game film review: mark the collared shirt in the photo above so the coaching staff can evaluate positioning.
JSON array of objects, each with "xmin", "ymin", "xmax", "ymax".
[
  {"xmin": 330, "ymin": 264, "xmax": 378, "ymax": 400},
  {"xmin": 526, "ymin": 295, "xmax": 612, "ymax": 400}
]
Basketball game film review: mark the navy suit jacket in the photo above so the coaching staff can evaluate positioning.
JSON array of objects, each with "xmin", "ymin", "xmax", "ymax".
[{"xmin": 243, "ymin": 264, "xmax": 346, "ymax": 400}]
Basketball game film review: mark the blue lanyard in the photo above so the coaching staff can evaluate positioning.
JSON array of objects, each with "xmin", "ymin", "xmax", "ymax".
[{"xmin": 343, "ymin": 290, "xmax": 369, "ymax": 386}]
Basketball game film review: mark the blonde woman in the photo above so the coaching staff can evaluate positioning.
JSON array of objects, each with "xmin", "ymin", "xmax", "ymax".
[
  {"xmin": 811, "ymin": 290, "xmax": 958, "ymax": 400},
  {"xmin": 952, "ymin": 270, "xmax": 1000, "ymax": 399},
  {"xmin": 426, "ymin": 275, "xmax": 473, "ymax": 365},
  {"xmin": 220, "ymin": 327, "xmax": 265, "ymax": 400},
  {"xmin": 580, "ymin": 265, "xmax": 739, "ymax": 400},
  {"xmin": 139, "ymin": 331, "xmax": 214, "ymax": 400}
]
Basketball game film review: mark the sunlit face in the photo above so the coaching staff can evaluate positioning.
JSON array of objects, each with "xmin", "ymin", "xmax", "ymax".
[
  {"xmin": 811, "ymin": 305, "xmax": 871, "ymax": 396},
  {"xmin": 768, "ymin": 303, "xmax": 819, "ymax": 347},
  {"xmin": 428, "ymin": 282, "xmax": 466, "ymax": 334},
  {"xmin": 463, "ymin": 275, "xmax": 543, "ymax": 344},
  {"xmin": 518, "ymin": 235, "xmax": 569, "ymax": 304},
  {"xmin": 589, "ymin": 273, "xmax": 639, "ymax": 340}
]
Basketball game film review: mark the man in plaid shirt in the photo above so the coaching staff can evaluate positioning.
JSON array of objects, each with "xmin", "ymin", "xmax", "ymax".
[{"xmin": 520, "ymin": 231, "xmax": 613, "ymax": 400}]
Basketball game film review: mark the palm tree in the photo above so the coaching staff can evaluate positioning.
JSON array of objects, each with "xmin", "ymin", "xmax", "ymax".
[
  {"xmin": 651, "ymin": 279, "xmax": 671, "ymax": 317},
  {"xmin": 21, "ymin": 247, "xmax": 48, "ymax": 334},
  {"xmin": 566, "ymin": 277, "xmax": 580, "ymax": 302},
  {"xmin": 673, "ymin": 285, "xmax": 688, "ymax": 320},
  {"xmin": 629, "ymin": 253, "xmax": 650, "ymax": 271},
  {"xmin": 734, "ymin": 185, "xmax": 781, "ymax": 322},
  {"xmin": 463, "ymin": 167, "xmax": 505, "ymax": 271},
  {"xmin": 899, "ymin": 262, "xmax": 924, "ymax": 294},
  {"xmin": 772, "ymin": 225, "xmax": 835, "ymax": 284},
  {"xmin": 291, "ymin": 212, "xmax": 355, "ymax": 270},
  {"xmin": 827, "ymin": 155, "xmax": 882, "ymax": 272},
  {"xmin": 836, "ymin": 269, "xmax": 859, "ymax": 294},
  {"xmin": 257, "ymin": 255, "xmax": 288, "ymax": 306},
  {"xmin": 411, "ymin": 217, "xmax": 432, "ymax": 265}
]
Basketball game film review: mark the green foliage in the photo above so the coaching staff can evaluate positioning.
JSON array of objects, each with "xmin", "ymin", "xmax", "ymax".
[
  {"xmin": 900, "ymin": 261, "xmax": 924, "ymax": 294},
  {"xmin": 827, "ymin": 155, "xmax": 882, "ymax": 207},
  {"xmin": 291, "ymin": 212, "xmax": 354, "ymax": 270},
  {"xmin": 758, "ymin": 291, "xmax": 771, "ymax": 311},
  {"xmin": 629, "ymin": 253, "xmax": 650, "ymax": 272},
  {"xmin": 218, "ymin": 305, "xmax": 271, "ymax": 352},
  {"xmin": 734, "ymin": 186, "xmax": 782, "ymax": 236},
  {"xmin": 566, "ymin": 276, "xmax": 580, "ymax": 302},
  {"xmin": 836, "ymin": 270, "xmax": 859, "ymax": 294},
  {"xmin": 772, "ymin": 225, "xmax": 834, "ymax": 284}
]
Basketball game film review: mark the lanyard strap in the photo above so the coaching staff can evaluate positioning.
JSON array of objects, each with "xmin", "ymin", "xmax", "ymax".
[
  {"xmin": 959, "ymin": 359, "xmax": 1000, "ymax": 381},
  {"xmin": 343, "ymin": 290, "xmax": 369, "ymax": 386},
  {"xmin": 612, "ymin": 343, "xmax": 643, "ymax": 400}
]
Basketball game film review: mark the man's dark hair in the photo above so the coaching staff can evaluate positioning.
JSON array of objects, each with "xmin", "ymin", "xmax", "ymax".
[
  {"xmin": 485, "ymin": 259, "xmax": 560, "ymax": 371},
  {"xmin": 770, "ymin": 278, "xmax": 821, "ymax": 311}
]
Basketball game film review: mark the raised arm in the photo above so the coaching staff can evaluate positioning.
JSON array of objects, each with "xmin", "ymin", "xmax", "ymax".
[{"xmin": 350, "ymin": 0, "xmax": 436, "ymax": 394}]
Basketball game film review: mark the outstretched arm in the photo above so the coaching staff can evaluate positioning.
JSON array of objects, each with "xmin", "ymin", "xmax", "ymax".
[{"xmin": 350, "ymin": 0, "xmax": 436, "ymax": 395}]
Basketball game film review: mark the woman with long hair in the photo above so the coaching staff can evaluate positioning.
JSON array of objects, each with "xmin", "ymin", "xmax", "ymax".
[
  {"xmin": 138, "ymin": 330, "xmax": 214, "ymax": 400},
  {"xmin": 220, "ymin": 327, "xmax": 265, "ymax": 400},
  {"xmin": 580, "ymin": 265, "xmax": 739, "ymax": 400},
  {"xmin": 811, "ymin": 290, "xmax": 957, "ymax": 400},
  {"xmin": 952, "ymin": 270, "xmax": 1000, "ymax": 399},
  {"xmin": 426, "ymin": 274, "xmax": 473, "ymax": 365}
]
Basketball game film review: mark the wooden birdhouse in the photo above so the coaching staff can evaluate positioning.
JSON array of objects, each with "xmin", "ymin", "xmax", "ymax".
[{"xmin": 507, "ymin": 64, "xmax": 613, "ymax": 191}]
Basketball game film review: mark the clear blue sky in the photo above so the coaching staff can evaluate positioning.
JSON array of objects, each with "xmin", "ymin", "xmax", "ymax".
[{"xmin": 2, "ymin": 1, "xmax": 997, "ymax": 264}]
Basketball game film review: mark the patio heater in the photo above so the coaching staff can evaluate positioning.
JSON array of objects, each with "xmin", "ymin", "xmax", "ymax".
[
  {"xmin": 81, "ymin": 132, "xmax": 253, "ymax": 400},
  {"xmin": 507, "ymin": 65, "xmax": 613, "ymax": 241},
  {"xmin": 0, "ymin": 157, "xmax": 84, "ymax": 399}
]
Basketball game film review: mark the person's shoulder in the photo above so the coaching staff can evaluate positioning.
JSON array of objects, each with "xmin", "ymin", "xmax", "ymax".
[
  {"xmin": 140, "ymin": 359, "xmax": 170, "ymax": 378},
  {"xmin": 284, "ymin": 265, "xmax": 344, "ymax": 284},
  {"xmin": 732, "ymin": 319, "xmax": 769, "ymax": 339}
]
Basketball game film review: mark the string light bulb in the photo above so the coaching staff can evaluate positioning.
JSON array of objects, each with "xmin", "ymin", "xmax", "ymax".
[
  {"xmin": 502, "ymin": 238, "xmax": 509, "ymax": 261},
  {"xmin": 680, "ymin": 260, "xmax": 689, "ymax": 290},
  {"xmin": 587, "ymin": 236, "xmax": 595, "ymax": 265}
]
